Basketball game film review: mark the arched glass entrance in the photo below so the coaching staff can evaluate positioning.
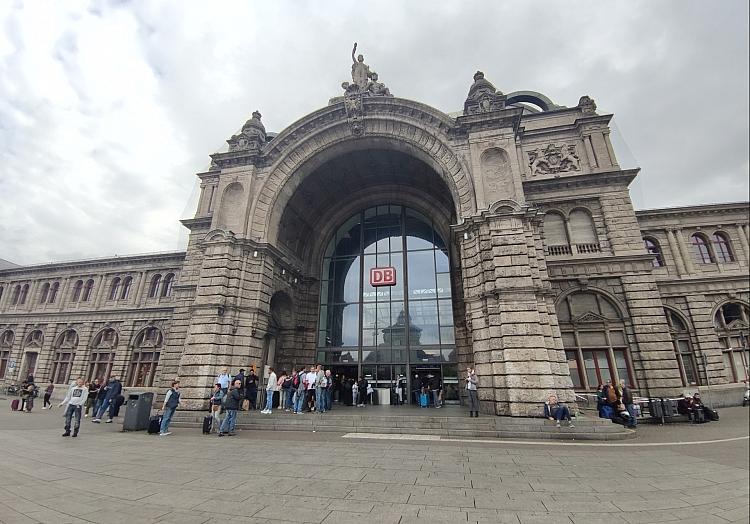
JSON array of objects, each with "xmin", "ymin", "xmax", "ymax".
[{"xmin": 317, "ymin": 205, "xmax": 458, "ymax": 403}]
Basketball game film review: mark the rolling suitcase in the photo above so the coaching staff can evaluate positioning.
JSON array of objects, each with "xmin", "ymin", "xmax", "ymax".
[
  {"xmin": 10, "ymin": 399, "xmax": 19, "ymax": 411},
  {"xmin": 202, "ymin": 414, "xmax": 213, "ymax": 434},
  {"xmin": 148, "ymin": 414, "xmax": 162, "ymax": 434},
  {"xmin": 419, "ymin": 392, "xmax": 429, "ymax": 408}
]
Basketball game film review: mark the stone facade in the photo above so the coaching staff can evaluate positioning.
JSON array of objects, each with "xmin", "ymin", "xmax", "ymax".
[{"xmin": 1, "ymin": 58, "xmax": 748, "ymax": 415}]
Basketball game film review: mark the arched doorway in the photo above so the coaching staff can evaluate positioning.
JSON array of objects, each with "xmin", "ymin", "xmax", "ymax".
[
  {"xmin": 317, "ymin": 204, "xmax": 460, "ymax": 404},
  {"xmin": 266, "ymin": 291, "xmax": 294, "ymax": 374}
]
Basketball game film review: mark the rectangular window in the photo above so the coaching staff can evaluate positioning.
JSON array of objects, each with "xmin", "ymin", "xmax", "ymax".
[
  {"xmin": 51, "ymin": 351, "xmax": 74, "ymax": 384},
  {"xmin": 0, "ymin": 350, "xmax": 8, "ymax": 379},
  {"xmin": 583, "ymin": 350, "xmax": 612, "ymax": 388},
  {"xmin": 128, "ymin": 352, "xmax": 160, "ymax": 387},
  {"xmin": 613, "ymin": 349, "xmax": 632, "ymax": 386},
  {"xmin": 566, "ymin": 350, "xmax": 582, "ymax": 388},
  {"xmin": 88, "ymin": 352, "xmax": 115, "ymax": 382}
]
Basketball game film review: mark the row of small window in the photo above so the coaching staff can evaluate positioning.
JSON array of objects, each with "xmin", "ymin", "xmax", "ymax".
[
  {"xmin": 0, "ymin": 273, "xmax": 176, "ymax": 307},
  {"xmin": 316, "ymin": 347, "xmax": 457, "ymax": 365},
  {"xmin": 644, "ymin": 231, "xmax": 736, "ymax": 267},
  {"xmin": 0, "ymin": 327, "xmax": 163, "ymax": 354},
  {"xmin": 0, "ymin": 349, "xmax": 161, "ymax": 388},
  {"xmin": 543, "ymin": 209, "xmax": 601, "ymax": 255}
]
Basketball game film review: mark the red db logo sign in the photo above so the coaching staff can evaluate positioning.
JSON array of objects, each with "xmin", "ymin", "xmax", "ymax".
[{"xmin": 370, "ymin": 267, "xmax": 396, "ymax": 287}]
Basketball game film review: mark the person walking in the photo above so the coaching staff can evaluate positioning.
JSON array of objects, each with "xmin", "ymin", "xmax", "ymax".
[
  {"xmin": 159, "ymin": 380, "xmax": 181, "ymax": 436},
  {"xmin": 356, "ymin": 376, "xmax": 368, "ymax": 407},
  {"xmin": 42, "ymin": 379, "xmax": 55, "ymax": 409},
  {"xmin": 85, "ymin": 378, "xmax": 101, "ymax": 418},
  {"xmin": 59, "ymin": 378, "xmax": 89, "ymax": 437},
  {"xmin": 219, "ymin": 379, "xmax": 242, "ymax": 436},
  {"xmin": 216, "ymin": 367, "xmax": 231, "ymax": 394},
  {"xmin": 209, "ymin": 383, "xmax": 225, "ymax": 433},
  {"xmin": 245, "ymin": 368, "xmax": 259, "ymax": 410},
  {"xmin": 92, "ymin": 376, "xmax": 122, "ymax": 423},
  {"xmin": 466, "ymin": 367, "xmax": 479, "ymax": 417},
  {"xmin": 261, "ymin": 367, "xmax": 278, "ymax": 414}
]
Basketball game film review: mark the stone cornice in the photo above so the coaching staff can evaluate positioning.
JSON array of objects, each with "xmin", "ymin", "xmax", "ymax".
[
  {"xmin": 453, "ymin": 106, "xmax": 524, "ymax": 137},
  {"xmin": 654, "ymin": 274, "xmax": 750, "ymax": 288},
  {"xmin": 635, "ymin": 202, "xmax": 750, "ymax": 221},
  {"xmin": 519, "ymin": 113, "xmax": 613, "ymax": 139},
  {"xmin": 0, "ymin": 252, "xmax": 186, "ymax": 277},
  {"xmin": 522, "ymin": 168, "xmax": 639, "ymax": 194},
  {"xmin": 0, "ymin": 307, "xmax": 175, "ymax": 323},
  {"xmin": 546, "ymin": 253, "xmax": 656, "ymax": 278},
  {"xmin": 196, "ymin": 170, "xmax": 221, "ymax": 182},
  {"xmin": 180, "ymin": 217, "xmax": 212, "ymax": 230}
]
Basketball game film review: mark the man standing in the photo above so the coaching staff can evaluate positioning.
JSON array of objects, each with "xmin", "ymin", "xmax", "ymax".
[
  {"xmin": 324, "ymin": 369, "xmax": 334, "ymax": 412},
  {"xmin": 216, "ymin": 367, "xmax": 231, "ymax": 394},
  {"xmin": 356, "ymin": 376, "xmax": 368, "ymax": 407},
  {"xmin": 261, "ymin": 367, "xmax": 278, "ymax": 414},
  {"xmin": 59, "ymin": 378, "xmax": 89, "ymax": 438},
  {"xmin": 85, "ymin": 378, "xmax": 101, "ymax": 418},
  {"xmin": 293, "ymin": 367, "xmax": 307, "ymax": 414},
  {"xmin": 466, "ymin": 367, "xmax": 479, "ymax": 417},
  {"xmin": 315, "ymin": 364, "xmax": 326, "ymax": 414},
  {"xmin": 92, "ymin": 376, "xmax": 122, "ymax": 423},
  {"xmin": 245, "ymin": 368, "xmax": 259, "ymax": 410},
  {"xmin": 159, "ymin": 380, "xmax": 181, "ymax": 436},
  {"xmin": 219, "ymin": 379, "xmax": 242, "ymax": 436},
  {"xmin": 305, "ymin": 366, "xmax": 317, "ymax": 411}
]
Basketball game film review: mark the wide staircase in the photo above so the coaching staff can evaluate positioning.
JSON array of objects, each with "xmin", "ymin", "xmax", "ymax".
[{"xmin": 171, "ymin": 407, "xmax": 633, "ymax": 441}]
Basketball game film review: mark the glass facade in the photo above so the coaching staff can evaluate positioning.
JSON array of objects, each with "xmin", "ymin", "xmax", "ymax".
[{"xmin": 317, "ymin": 205, "xmax": 457, "ymax": 399}]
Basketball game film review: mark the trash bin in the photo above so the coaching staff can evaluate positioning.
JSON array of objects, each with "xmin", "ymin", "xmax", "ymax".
[{"xmin": 122, "ymin": 392, "xmax": 154, "ymax": 431}]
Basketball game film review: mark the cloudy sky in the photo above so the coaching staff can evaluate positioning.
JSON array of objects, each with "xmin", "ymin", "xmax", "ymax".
[{"xmin": 1, "ymin": 1, "xmax": 747, "ymax": 265}]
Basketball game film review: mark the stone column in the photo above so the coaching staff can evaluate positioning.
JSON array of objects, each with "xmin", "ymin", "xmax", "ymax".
[
  {"xmin": 619, "ymin": 276, "xmax": 683, "ymax": 397},
  {"xmin": 674, "ymin": 228, "xmax": 695, "ymax": 274},
  {"xmin": 457, "ymin": 205, "xmax": 574, "ymax": 416},
  {"xmin": 133, "ymin": 271, "xmax": 147, "ymax": 307},
  {"xmin": 93, "ymin": 275, "xmax": 107, "ymax": 308},
  {"xmin": 665, "ymin": 229, "xmax": 686, "ymax": 276},
  {"xmin": 736, "ymin": 224, "xmax": 750, "ymax": 262},
  {"xmin": 685, "ymin": 294, "xmax": 728, "ymax": 385}
]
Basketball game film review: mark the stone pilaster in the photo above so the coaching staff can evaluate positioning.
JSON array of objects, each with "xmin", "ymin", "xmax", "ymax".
[
  {"xmin": 665, "ymin": 229, "xmax": 686, "ymax": 276},
  {"xmin": 684, "ymin": 294, "xmax": 728, "ymax": 384},
  {"xmin": 674, "ymin": 228, "xmax": 695, "ymax": 274}
]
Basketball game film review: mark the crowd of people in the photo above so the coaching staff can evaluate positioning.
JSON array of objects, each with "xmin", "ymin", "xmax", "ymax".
[
  {"xmin": 596, "ymin": 379, "xmax": 638, "ymax": 428},
  {"xmin": 677, "ymin": 392, "xmax": 719, "ymax": 423}
]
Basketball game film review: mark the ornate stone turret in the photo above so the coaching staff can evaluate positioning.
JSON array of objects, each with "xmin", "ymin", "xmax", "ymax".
[
  {"xmin": 463, "ymin": 71, "xmax": 507, "ymax": 115},
  {"xmin": 578, "ymin": 95, "xmax": 597, "ymax": 115},
  {"xmin": 227, "ymin": 111, "xmax": 266, "ymax": 152}
]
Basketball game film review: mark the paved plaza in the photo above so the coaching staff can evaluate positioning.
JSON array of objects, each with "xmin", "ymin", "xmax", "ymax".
[{"xmin": 0, "ymin": 405, "xmax": 747, "ymax": 524}]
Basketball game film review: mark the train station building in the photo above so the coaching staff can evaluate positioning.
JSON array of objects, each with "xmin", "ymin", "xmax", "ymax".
[{"xmin": 1, "ymin": 55, "xmax": 748, "ymax": 415}]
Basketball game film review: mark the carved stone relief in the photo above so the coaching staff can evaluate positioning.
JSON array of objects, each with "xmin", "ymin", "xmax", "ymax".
[
  {"xmin": 216, "ymin": 182, "xmax": 245, "ymax": 233},
  {"xmin": 527, "ymin": 143, "xmax": 580, "ymax": 176},
  {"xmin": 480, "ymin": 148, "xmax": 515, "ymax": 203}
]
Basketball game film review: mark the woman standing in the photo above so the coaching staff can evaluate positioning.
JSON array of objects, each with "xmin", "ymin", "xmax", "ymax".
[
  {"xmin": 466, "ymin": 367, "xmax": 479, "ymax": 417},
  {"xmin": 42, "ymin": 379, "xmax": 55, "ymax": 409}
]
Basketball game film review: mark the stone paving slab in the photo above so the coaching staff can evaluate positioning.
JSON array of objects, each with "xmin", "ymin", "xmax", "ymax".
[{"xmin": 0, "ymin": 407, "xmax": 747, "ymax": 523}]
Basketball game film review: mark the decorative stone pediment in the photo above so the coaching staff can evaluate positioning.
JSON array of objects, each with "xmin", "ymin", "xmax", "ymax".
[
  {"xmin": 572, "ymin": 311, "xmax": 608, "ymax": 324},
  {"xmin": 726, "ymin": 319, "xmax": 749, "ymax": 331},
  {"xmin": 463, "ymin": 71, "xmax": 507, "ymax": 115},
  {"xmin": 527, "ymin": 143, "xmax": 580, "ymax": 176}
]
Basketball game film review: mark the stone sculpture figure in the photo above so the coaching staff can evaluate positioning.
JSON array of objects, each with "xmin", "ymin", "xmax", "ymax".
[{"xmin": 351, "ymin": 42, "xmax": 372, "ymax": 89}]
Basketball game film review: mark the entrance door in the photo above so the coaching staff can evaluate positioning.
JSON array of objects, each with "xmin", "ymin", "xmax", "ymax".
[
  {"xmin": 410, "ymin": 366, "xmax": 441, "ymax": 406},
  {"xmin": 21, "ymin": 352, "xmax": 38, "ymax": 381}
]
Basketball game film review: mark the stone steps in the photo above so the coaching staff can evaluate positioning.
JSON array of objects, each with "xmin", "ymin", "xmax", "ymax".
[{"xmin": 171, "ymin": 411, "xmax": 633, "ymax": 440}]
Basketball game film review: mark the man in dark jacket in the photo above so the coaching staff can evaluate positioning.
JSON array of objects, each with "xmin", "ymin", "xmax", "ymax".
[
  {"xmin": 92, "ymin": 376, "xmax": 122, "ymax": 423},
  {"xmin": 234, "ymin": 369, "xmax": 246, "ymax": 409},
  {"xmin": 245, "ymin": 369, "xmax": 258, "ymax": 410},
  {"xmin": 619, "ymin": 379, "xmax": 637, "ymax": 428},
  {"xmin": 218, "ymin": 379, "xmax": 243, "ymax": 437}
]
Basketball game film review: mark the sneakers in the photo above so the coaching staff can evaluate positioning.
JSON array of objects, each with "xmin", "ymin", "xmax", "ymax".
[
  {"xmin": 84, "ymin": 414, "xmax": 88, "ymax": 418},
  {"xmin": 42, "ymin": 407, "xmax": 47, "ymax": 410},
  {"xmin": 91, "ymin": 418, "xmax": 101, "ymax": 423},
  {"xmin": 218, "ymin": 432, "xmax": 225, "ymax": 437},
  {"xmin": 62, "ymin": 431, "xmax": 71, "ymax": 437},
  {"xmin": 261, "ymin": 410, "xmax": 271, "ymax": 414},
  {"xmin": 555, "ymin": 421, "xmax": 561, "ymax": 428},
  {"xmin": 158, "ymin": 432, "xmax": 171, "ymax": 436},
  {"xmin": 105, "ymin": 419, "xmax": 113, "ymax": 423},
  {"xmin": 568, "ymin": 421, "xmax": 575, "ymax": 428},
  {"xmin": 72, "ymin": 432, "xmax": 78, "ymax": 438}
]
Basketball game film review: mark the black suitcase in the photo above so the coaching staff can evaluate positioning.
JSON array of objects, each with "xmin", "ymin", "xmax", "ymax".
[
  {"xmin": 202, "ymin": 415, "xmax": 213, "ymax": 434},
  {"xmin": 148, "ymin": 415, "xmax": 162, "ymax": 434}
]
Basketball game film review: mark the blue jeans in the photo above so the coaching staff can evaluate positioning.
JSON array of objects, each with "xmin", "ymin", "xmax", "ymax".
[
  {"xmin": 96, "ymin": 398, "xmax": 114, "ymax": 419},
  {"xmin": 324, "ymin": 389, "xmax": 332, "ymax": 411},
  {"xmin": 285, "ymin": 389, "xmax": 294, "ymax": 410},
  {"xmin": 220, "ymin": 409, "xmax": 237, "ymax": 433},
  {"xmin": 160, "ymin": 406, "xmax": 176, "ymax": 433},
  {"xmin": 551, "ymin": 405, "xmax": 571, "ymax": 421},
  {"xmin": 294, "ymin": 390, "xmax": 305, "ymax": 413},
  {"xmin": 264, "ymin": 390, "xmax": 274, "ymax": 411},
  {"xmin": 315, "ymin": 387, "xmax": 324, "ymax": 412},
  {"xmin": 626, "ymin": 403, "xmax": 638, "ymax": 427},
  {"xmin": 64, "ymin": 405, "xmax": 82, "ymax": 433}
]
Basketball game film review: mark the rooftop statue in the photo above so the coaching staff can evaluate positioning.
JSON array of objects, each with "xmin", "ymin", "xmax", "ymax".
[{"xmin": 341, "ymin": 43, "xmax": 391, "ymax": 97}]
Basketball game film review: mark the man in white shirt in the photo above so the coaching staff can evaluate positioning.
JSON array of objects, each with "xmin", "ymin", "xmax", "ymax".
[
  {"xmin": 216, "ymin": 367, "xmax": 231, "ymax": 393},
  {"xmin": 305, "ymin": 366, "xmax": 317, "ymax": 411},
  {"xmin": 261, "ymin": 367, "xmax": 278, "ymax": 414},
  {"xmin": 59, "ymin": 378, "xmax": 89, "ymax": 438}
]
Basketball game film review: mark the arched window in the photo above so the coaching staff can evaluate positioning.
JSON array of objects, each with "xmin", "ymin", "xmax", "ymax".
[
  {"xmin": 543, "ymin": 212, "xmax": 570, "ymax": 255},
  {"xmin": 108, "ymin": 277, "xmax": 121, "ymax": 301},
  {"xmin": 161, "ymin": 273, "xmax": 175, "ymax": 298},
  {"xmin": 71, "ymin": 280, "xmax": 84, "ymax": 302},
  {"xmin": 0, "ymin": 330, "xmax": 13, "ymax": 379},
  {"xmin": 643, "ymin": 237, "xmax": 664, "ymax": 267},
  {"xmin": 665, "ymin": 308, "xmax": 699, "ymax": 386},
  {"xmin": 712, "ymin": 232, "xmax": 735, "ymax": 263},
  {"xmin": 19, "ymin": 284, "xmax": 29, "ymax": 305},
  {"xmin": 148, "ymin": 274, "xmax": 162, "ymax": 298},
  {"xmin": 89, "ymin": 328, "xmax": 118, "ymax": 382},
  {"xmin": 82, "ymin": 279, "xmax": 94, "ymax": 302},
  {"xmin": 128, "ymin": 326, "xmax": 163, "ymax": 387},
  {"xmin": 39, "ymin": 283, "xmax": 50, "ymax": 304},
  {"xmin": 51, "ymin": 330, "xmax": 78, "ymax": 384},
  {"xmin": 569, "ymin": 209, "xmax": 600, "ymax": 254},
  {"xmin": 48, "ymin": 282, "xmax": 59, "ymax": 304},
  {"xmin": 556, "ymin": 290, "xmax": 634, "ymax": 390},
  {"xmin": 714, "ymin": 302, "xmax": 749, "ymax": 383},
  {"xmin": 119, "ymin": 276, "xmax": 133, "ymax": 300},
  {"xmin": 11, "ymin": 285, "xmax": 20, "ymax": 305},
  {"xmin": 690, "ymin": 233, "xmax": 714, "ymax": 264}
]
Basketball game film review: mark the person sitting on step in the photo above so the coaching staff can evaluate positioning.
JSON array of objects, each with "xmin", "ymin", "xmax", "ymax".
[{"xmin": 544, "ymin": 394, "xmax": 574, "ymax": 428}]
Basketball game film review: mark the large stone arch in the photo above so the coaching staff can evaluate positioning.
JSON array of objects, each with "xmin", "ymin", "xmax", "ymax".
[{"xmin": 248, "ymin": 98, "xmax": 476, "ymax": 245}]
